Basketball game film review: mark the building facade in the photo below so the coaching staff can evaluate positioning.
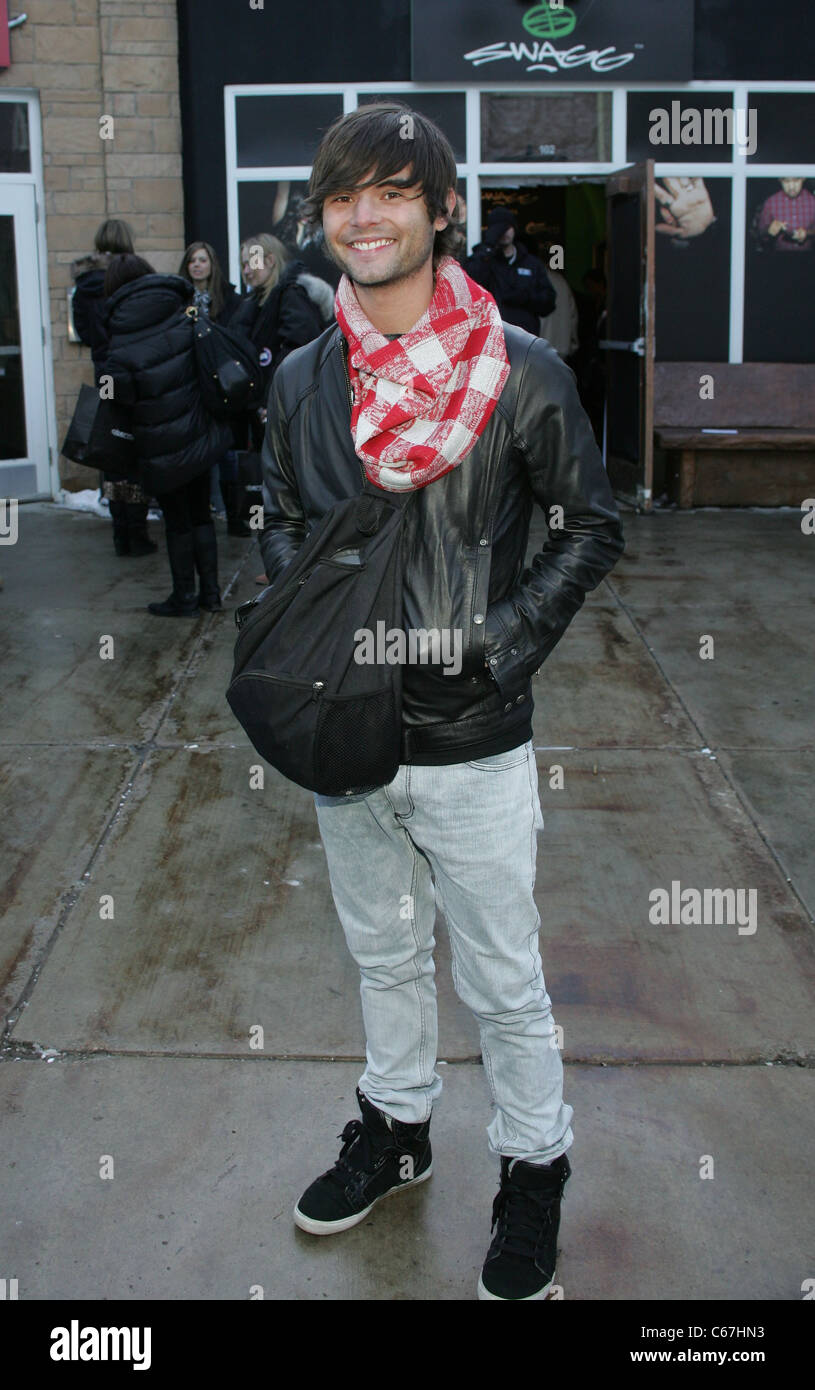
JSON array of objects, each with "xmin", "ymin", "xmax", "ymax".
[
  {"xmin": 2, "ymin": 0, "xmax": 814, "ymax": 503},
  {"xmin": 0, "ymin": 0, "xmax": 185, "ymax": 496}
]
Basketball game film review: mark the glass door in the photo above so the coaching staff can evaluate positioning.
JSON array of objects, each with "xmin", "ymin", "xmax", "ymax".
[{"xmin": 0, "ymin": 182, "xmax": 49, "ymax": 498}]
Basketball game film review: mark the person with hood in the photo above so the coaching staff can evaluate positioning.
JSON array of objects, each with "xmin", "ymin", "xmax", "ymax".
[
  {"xmin": 101, "ymin": 254, "xmax": 233, "ymax": 617},
  {"xmin": 464, "ymin": 207, "xmax": 556, "ymax": 335},
  {"xmin": 178, "ymin": 240, "xmax": 243, "ymax": 531},
  {"xmin": 71, "ymin": 219, "xmax": 157, "ymax": 559}
]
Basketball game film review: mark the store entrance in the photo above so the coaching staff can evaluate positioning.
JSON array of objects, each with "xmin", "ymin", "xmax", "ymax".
[{"xmin": 472, "ymin": 180, "xmax": 607, "ymax": 448}]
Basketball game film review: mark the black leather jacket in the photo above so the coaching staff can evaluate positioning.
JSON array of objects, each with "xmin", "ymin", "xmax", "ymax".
[{"xmin": 260, "ymin": 322, "xmax": 624, "ymax": 765}]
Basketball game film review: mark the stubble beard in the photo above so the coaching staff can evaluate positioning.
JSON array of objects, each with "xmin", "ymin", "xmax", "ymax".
[{"xmin": 327, "ymin": 223, "xmax": 436, "ymax": 291}]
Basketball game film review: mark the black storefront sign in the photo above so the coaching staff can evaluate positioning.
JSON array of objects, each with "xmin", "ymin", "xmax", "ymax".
[{"xmin": 412, "ymin": 0, "xmax": 694, "ymax": 83}]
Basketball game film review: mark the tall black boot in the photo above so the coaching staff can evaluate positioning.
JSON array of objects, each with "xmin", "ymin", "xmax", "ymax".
[
  {"xmin": 224, "ymin": 481, "xmax": 252, "ymax": 537},
  {"xmin": 109, "ymin": 499, "xmax": 130, "ymax": 556},
  {"xmin": 191, "ymin": 522, "xmax": 222, "ymax": 611},
  {"xmin": 147, "ymin": 530, "xmax": 199, "ymax": 617},
  {"xmin": 125, "ymin": 502, "xmax": 158, "ymax": 557}
]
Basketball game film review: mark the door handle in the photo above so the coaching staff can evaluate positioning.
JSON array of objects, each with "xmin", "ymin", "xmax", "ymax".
[{"xmin": 599, "ymin": 337, "xmax": 645, "ymax": 356}]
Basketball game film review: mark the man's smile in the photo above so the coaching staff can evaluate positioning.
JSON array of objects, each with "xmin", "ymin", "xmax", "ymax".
[{"xmin": 346, "ymin": 237, "xmax": 397, "ymax": 252}]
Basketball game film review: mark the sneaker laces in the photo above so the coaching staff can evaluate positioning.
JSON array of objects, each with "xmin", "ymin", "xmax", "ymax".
[
  {"xmin": 321, "ymin": 1119, "xmax": 378, "ymax": 1193},
  {"xmin": 490, "ymin": 1184, "xmax": 559, "ymax": 1261}
]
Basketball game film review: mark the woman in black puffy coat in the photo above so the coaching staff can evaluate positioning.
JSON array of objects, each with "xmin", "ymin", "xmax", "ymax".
[
  {"xmin": 101, "ymin": 255, "xmax": 234, "ymax": 617},
  {"xmin": 71, "ymin": 219, "xmax": 157, "ymax": 559}
]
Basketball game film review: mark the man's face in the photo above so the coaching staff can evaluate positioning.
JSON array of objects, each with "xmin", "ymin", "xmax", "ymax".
[
  {"xmin": 781, "ymin": 177, "xmax": 804, "ymax": 198},
  {"xmin": 498, "ymin": 225, "xmax": 515, "ymax": 257},
  {"xmin": 322, "ymin": 165, "xmax": 453, "ymax": 288}
]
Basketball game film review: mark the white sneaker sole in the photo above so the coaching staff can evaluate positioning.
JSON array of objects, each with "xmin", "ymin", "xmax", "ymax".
[
  {"xmin": 477, "ymin": 1270, "xmax": 555, "ymax": 1300},
  {"xmin": 293, "ymin": 1162, "xmax": 433, "ymax": 1236}
]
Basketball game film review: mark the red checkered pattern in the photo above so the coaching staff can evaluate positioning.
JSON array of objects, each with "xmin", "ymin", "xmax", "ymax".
[
  {"xmin": 335, "ymin": 256, "xmax": 510, "ymax": 492},
  {"xmin": 758, "ymin": 188, "xmax": 815, "ymax": 235}
]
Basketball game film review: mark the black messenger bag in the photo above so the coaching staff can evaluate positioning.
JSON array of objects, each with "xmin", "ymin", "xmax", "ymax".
[
  {"xmin": 225, "ymin": 478, "xmax": 414, "ymax": 797},
  {"xmin": 185, "ymin": 305, "xmax": 263, "ymax": 417}
]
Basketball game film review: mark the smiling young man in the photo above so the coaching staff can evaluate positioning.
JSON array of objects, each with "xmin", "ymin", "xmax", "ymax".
[{"xmin": 259, "ymin": 103, "xmax": 624, "ymax": 1300}]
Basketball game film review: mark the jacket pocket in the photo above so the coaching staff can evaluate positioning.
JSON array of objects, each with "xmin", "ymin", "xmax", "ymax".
[{"xmin": 468, "ymin": 541, "xmax": 492, "ymax": 675}]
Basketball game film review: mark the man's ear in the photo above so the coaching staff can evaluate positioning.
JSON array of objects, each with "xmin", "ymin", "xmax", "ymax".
[{"xmin": 434, "ymin": 188, "xmax": 458, "ymax": 232}]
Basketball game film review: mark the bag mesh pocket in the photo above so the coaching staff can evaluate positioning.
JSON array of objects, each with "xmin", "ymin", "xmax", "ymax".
[{"xmin": 315, "ymin": 688, "xmax": 400, "ymax": 795}]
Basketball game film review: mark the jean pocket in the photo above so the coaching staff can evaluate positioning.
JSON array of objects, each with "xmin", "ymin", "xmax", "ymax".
[{"xmin": 465, "ymin": 743, "xmax": 530, "ymax": 772}]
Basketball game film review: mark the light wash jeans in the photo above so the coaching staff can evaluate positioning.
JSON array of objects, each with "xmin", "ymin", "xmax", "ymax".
[{"xmin": 313, "ymin": 740, "xmax": 574, "ymax": 1165}]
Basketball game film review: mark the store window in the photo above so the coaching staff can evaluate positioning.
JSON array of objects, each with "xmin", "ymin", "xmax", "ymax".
[
  {"xmin": 744, "ymin": 175, "xmax": 815, "ymax": 362},
  {"xmin": 235, "ymin": 94, "xmax": 343, "ymax": 167},
  {"xmin": 626, "ymin": 92, "xmax": 735, "ymax": 164},
  {"xmin": 0, "ymin": 101, "xmax": 30, "ymax": 173},
  {"xmin": 361, "ymin": 92, "xmax": 466, "ymax": 162},
  {"xmin": 480, "ymin": 92, "xmax": 612, "ymax": 163},
  {"xmin": 236, "ymin": 178, "xmax": 336, "ymax": 283},
  {"xmin": 654, "ymin": 176, "xmax": 732, "ymax": 361},
  {"xmin": 745, "ymin": 93, "xmax": 815, "ymax": 164}
]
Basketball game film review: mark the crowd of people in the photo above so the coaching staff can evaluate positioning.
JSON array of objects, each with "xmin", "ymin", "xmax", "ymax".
[
  {"xmin": 69, "ymin": 207, "xmax": 605, "ymax": 615},
  {"xmin": 70, "ymin": 218, "xmax": 332, "ymax": 615}
]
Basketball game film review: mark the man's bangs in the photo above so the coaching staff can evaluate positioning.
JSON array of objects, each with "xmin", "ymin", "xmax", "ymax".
[{"xmin": 325, "ymin": 144, "xmax": 421, "ymax": 202}]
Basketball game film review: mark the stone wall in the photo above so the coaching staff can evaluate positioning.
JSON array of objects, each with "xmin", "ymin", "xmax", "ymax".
[{"xmin": 0, "ymin": 0, "xmax": 185, "ymax": 489}]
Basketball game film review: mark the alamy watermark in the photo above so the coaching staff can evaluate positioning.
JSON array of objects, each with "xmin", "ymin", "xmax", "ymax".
[
  {"xmin": 354, "ymin": 622, "xmax": 463, "ymax": 677},
  {"xmin": 649, "ymin": 102, "xmax": 757, "ymax": 156},
  {"xmin": 50, "ymin": 1322, "xmax": 151, "ymax": 1371},
  {"xmin": 649, "ymin": 880, "xmax": 757, "ymax": 935}
]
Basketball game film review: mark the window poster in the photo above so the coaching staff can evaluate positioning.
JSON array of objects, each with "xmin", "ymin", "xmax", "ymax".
[
  {"xmin": 237, "ymin": 180, "xmax": 340, "ymax": 287},
  {"xmin": 744, "ymin": 177, "xmax": 815, "ymax": 363},
  {"xmin": 653, "ymin": 176, "xmax": 731, "ymax": 361}
]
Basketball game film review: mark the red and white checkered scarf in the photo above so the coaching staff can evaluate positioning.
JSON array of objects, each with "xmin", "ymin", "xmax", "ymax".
[{"xmin": 334, "ymin": 255, "xmax": 510, "ymax": 492}]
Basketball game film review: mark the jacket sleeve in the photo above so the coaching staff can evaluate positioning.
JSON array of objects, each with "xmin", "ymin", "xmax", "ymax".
[
  {"xmin": 483, "ymin": 339, "xmax": 625, "ymax": 702},
  {"xmin": 259, "ymin": 368, "xmax": 307, "ymax": 584},
  {"xmin": 271, "ymin": 283, "xmax": 323, "ymax": 372}
]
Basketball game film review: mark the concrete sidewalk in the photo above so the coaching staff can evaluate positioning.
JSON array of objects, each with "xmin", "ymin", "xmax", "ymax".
[{"xmin": 1, "ymin": 502, "xmax": 813, "ymax": 1300}]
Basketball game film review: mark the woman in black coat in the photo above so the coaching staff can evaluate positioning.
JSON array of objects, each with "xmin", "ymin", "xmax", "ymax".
[
  {"xmin": 178, "ymin": 240, "xmax": 241, "ymax": 324},
  {"xmin": 101, "ymin": 255, "xmax": 234, "ymax": 617},
  {"xmin": 231, "ymin": 232, "xmax": 327, "ymax": 451},
  {"xmin": 178, "ymin": 240, "xmax": 243, "ymax": 529},
  {"xmin": 229, "ymin": 233, "xmax": 328, "ymax": 559},
  {"xmin": 71, "ymin": 219, "xmax": 157, "ymax": 558}
]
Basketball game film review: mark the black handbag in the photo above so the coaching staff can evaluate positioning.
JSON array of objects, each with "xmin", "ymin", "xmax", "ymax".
[
  {"xmin": 186, "ymin": 305, "xmax": 263, "ymax": 417},
  {"xmin": 226, "ymin": 478, "xmax": 414, "ymax": 797},
  {"xmin": 60, "ymin": 382, "xmax": 137, "ymax": 477}
]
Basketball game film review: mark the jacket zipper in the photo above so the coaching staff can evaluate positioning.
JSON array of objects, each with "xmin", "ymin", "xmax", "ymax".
[{"xmin": 341, "ymin": 334, "xmax": 371, "ymax": 490}]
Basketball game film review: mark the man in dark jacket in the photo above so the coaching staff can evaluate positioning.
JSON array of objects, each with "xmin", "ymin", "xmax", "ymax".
[
  {"xmin": 465, "ymin": 207, "xmax": 556, "ymax": 334},
  {"xmin": 258, "ymin": 104, "xmax": 624, "ymax": 1300}
]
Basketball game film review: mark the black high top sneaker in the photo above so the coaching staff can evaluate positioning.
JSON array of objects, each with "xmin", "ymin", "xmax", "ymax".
[
  {"xmin": 293, "ymin": 1088, "xmax": 432, "ymax": 1235},
  {"xmin": 478, "ymin": 1152, "xmax": 571, "ymax": 1300}
]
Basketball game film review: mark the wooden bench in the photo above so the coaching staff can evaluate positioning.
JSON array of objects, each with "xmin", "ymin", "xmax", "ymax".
[{"xmin": 653, "ymin": 363, "xmax": 815, "ymax": 507}]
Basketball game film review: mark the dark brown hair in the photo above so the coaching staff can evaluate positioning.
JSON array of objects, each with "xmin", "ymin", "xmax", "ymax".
[
  {"xmin": 302, "ymin": 102, "xmax": 463, "ymax": 265},
  {"xmin": 178, "ymin": 240, "xmax": 231, "ymax": 320},
  {"xmin": 94, "ymin": 219, "xmax": 135, "ymax": 255},
  {"xmin": 104, "ymin": 253, "xmax": 155, "ymax": 298}
]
